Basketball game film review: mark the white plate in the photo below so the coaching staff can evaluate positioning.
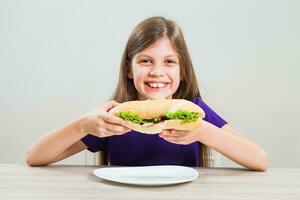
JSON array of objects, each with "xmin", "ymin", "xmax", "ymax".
[{"xmin": 93, "ymin": 165, "xmax": 199, "ymax": 186}]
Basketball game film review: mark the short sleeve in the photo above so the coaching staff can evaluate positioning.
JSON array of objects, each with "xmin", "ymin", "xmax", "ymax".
[
  {"xmin": 81, "ymin": 134, "xmax": 108, "ymax": 152},
  {"xmin": 192, "ymin": 97, "xmax": 228, "ymax": 128}
]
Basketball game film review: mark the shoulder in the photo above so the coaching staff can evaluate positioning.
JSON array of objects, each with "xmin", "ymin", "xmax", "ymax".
[
  {"xmin": 191, "ymin": 97, "xmax": 210, "ymax": 111},
  {"xmin": 191, "ymin": 96, "xmax": 228, "ymax": 128},
  {"xmin": 191, "ymin": 96, "xmax": 211, "ymax": 115}
]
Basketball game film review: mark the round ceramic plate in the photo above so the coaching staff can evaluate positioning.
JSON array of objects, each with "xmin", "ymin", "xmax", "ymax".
[{"xmin": 93, "ymin": 165, "xmax": 199, "ymax": 186}]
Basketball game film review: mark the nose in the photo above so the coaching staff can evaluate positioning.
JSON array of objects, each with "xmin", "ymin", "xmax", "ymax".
[{"xmin": 149, "ymin": 65, "xmax": 164, "ymax": 77}]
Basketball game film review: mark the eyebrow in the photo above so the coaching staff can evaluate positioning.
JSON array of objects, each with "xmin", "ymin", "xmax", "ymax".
[{"xmin": 136, "ymin": 54, "xmax": 178, "ymax": 59}]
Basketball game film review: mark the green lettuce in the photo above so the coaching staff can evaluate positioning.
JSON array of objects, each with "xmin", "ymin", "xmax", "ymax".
[
  {"xmin": 118, "ymin": 109, "xmax": 200, "ymax": 125},
  {"xmin": 165, "ymin": 109, "xmax": 200, "ymax": 123}
]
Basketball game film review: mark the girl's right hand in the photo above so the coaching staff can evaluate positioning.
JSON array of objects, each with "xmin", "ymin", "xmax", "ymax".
[{"xmin": 78, "ymin": 100, "xmax": 131, "ymax": 138}]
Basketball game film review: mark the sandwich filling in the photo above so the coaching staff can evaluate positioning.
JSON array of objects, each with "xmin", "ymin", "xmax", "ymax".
[{"xmin": 118, "ymin": 110, "xmax": 200, "ymax": 125}]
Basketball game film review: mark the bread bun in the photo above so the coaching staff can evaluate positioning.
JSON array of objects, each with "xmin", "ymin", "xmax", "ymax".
[{"xmin": 109, "ymin": 99, "xmax": 205, "ymax": 134}]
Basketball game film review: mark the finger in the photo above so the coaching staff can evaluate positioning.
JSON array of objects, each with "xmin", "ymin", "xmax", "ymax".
[
  {"xmin": 160, "ymin": 129, "xmax": 171, "ymax": 136},
  {"xmin": 102, "ymin": 113, "xmax": 125, "ymax": 125},
  {"xmin": 97, "ymin": 127, "xmax": 119, "ymax": 137},
  {"xmin": 162, "ymin": 135, "xmax": 183, "ymax": 141},
  {"xmin": 161, "ymin": 130, "xmax": 186, "ymax": 137},
  {"xmin": 164, "ymin": 132, "xmax": 191, "ymax": 141},
  {"xmin": 114, "ymin": 131, "xmax": 130, "ymax": 135},
  {"xmin": 169, "ymin": 130, "xmax": 187, "ymax": 136},
  {"xmin": 93, "ymin": 129, "xmax": 110, "ymax": 138},
  {"xmin": 162, "ymin": 129, "xmax": 185, "ymax": 134},
  {"xmin": 104, "ymin": 128, "xmax": 131, "ymax": 136},
  {"xmin": 103, "ymin": 100, "xmax": 120, "ymax": 111},
  {"xmin": 104, "ymin": 120, "xmax": 131, "ymax": 132},
  {"xmin": 163, "ymin": 137, "xmax": 188, "ymax": 145},
  {"xmin": 105, "ymin": 123, "xmax": 131, "ymax": 133}
]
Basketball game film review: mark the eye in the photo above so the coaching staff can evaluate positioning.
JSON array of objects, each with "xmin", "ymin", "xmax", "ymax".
[
  {"xmin": 138, "ymin": 59, "xmax": 152, "ymax": 65},
  {"xmin": 165, "ymin": 59, "xmax": 176, "ymax": 64}
]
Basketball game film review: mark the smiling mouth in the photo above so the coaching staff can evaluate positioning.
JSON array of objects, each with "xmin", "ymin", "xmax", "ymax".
[{"xmin": 145, "ymin": 82, "xmax": 170, "ymax": 89}]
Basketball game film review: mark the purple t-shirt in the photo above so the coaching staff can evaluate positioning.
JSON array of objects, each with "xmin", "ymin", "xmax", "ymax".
[{"xmin": 81, "ymin": 97, "xmax": 227, "ymax": 166}]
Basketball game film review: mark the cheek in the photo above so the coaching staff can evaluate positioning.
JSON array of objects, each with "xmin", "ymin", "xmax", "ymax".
[
  {"xmin": 133, "ymin": 70, "xmax": 146, "ymax": 81},
  {"xmin": 170, "ymin": 67, "xmax": 181, "ymax": 92},
  {"xmin": 170, "ymin": 67, "xmax": 180, "ymax": 84},
  {"xmin": 131, "ymin": 66, "xmax": 148, "ymax": 83}
]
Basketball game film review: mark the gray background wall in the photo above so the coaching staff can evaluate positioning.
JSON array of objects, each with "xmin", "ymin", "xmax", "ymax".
[{"xmin": 0, "ymin": 0, "xmax": 299, "ymax": 167}]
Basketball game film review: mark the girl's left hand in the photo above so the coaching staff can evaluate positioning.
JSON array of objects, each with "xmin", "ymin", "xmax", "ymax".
[
  {"xmin": 159, "ymin": 120, "xmax": 210, "ymax": 145},
  {"xmin": 159, "ymin": 129, "xmax": 199, "ymax": 145}
]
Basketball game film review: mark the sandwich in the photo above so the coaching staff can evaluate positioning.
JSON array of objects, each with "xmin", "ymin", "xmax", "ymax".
[{"xmin": 109, "ymin": 99, "xmax": 205, "ymax": 134}]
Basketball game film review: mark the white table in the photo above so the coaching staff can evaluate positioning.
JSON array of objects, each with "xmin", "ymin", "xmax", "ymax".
[{"xmin": 0, "ymin": 164, "xmax": 299, "ymax": 199}]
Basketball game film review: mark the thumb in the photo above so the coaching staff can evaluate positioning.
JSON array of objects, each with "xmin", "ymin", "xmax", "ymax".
[{"xmin": 103, "ymin": 100, "xmax": 120, "ymax": 111}]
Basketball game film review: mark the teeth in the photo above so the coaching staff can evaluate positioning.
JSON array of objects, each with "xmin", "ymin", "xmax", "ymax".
[{"xmin": 148, "ymin": 82, "xmax": 166, "ymax": 88}]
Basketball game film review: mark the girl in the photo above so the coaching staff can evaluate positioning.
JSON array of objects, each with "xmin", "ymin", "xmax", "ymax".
[{"xmin": 26, "ymin": 16, "xmax": 268, "ymax": 171}]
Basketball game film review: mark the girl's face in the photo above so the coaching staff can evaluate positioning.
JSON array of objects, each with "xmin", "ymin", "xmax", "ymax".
[{"xmin": 128, "ymin": 38, "xmax": 180, "ymax": 100}]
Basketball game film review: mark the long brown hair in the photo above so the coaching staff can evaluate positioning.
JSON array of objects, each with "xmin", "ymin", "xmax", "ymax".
[{"xmin": 101, "ymin": 16, "xmax": 212, "ymax": 167}]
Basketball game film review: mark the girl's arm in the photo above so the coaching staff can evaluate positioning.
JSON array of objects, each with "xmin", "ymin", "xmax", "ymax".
[
  {"xmin": 26, "ymin": 118, "xmax": 87, "ymax": 166},
  {"xmin": 26, "ymin": 101, "xmax": 131, "ymax": 166},
  {"xmin": 160, "ymin": 121, "xmax": 268, "ymax": 171},
  {"xmin": 202, "ymin": 122, "xmax": 268, "ymax": 171}
]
